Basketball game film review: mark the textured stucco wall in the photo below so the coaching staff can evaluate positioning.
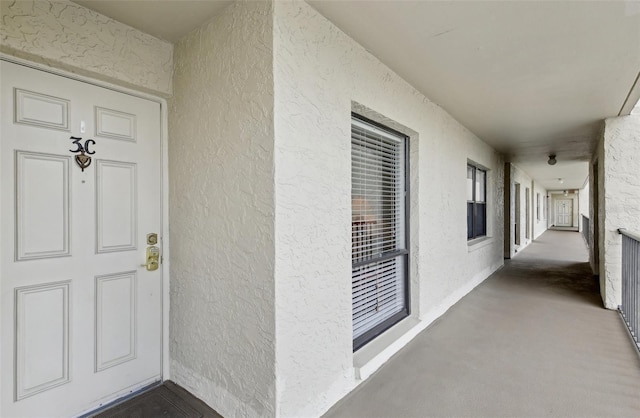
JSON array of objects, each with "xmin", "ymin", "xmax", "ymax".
[
  {"xmin": 168, "ymin": 2, "xmax": 276, "ymax": 417},
  {"xmin": 578, "ymin": 182, "xmax": 590, "ymax": 232},
  {"xmin": 600, "ymin": 115, "xmax": 640, "ymax": 309},
  {"xmin": 595, "ymin": 131, "xmax": 606, "ymax": 298},
  {"xmin": 1, "ymin": 0, "xmax": 173, "ymax": 96},
  {"xmin": 510, "ymin": 165, "xmax": 535, "ymax": 256},
  {"xmin": 504, "ymin": 164, "xmax": 547, "ymax": 257},
  {"xmin": 273, "ymin": 2, "xmax": 504, "ymax": 416},
  {"xmin": 589, "ymin": 146, "xmax": 601, "ymax": 275},
  {"xmin": 533, "ymin": 182, "xmax": 548, "ymax": 239}
]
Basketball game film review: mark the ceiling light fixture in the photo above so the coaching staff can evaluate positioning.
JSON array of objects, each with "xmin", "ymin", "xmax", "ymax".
[
  {"xmin": 548, "ymin": 154, "xmax": 557, "ymax": 165},
  {"xmin": 558, "ymin": 178, "xmax": 563, "ymax": 184}
]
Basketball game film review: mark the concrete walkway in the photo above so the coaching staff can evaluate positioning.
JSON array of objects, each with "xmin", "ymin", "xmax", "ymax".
[{"xmin": 325, "ymin": 230, "xmax": 640, "ymax": 418}]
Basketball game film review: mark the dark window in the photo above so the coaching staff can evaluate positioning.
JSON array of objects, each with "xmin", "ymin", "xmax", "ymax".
[
  {"xmin": 525, "ymin": 188, "xmax": 530, "ymax": 239},
  {"xmin": 467, "ymin": 164, "xmax": 486, "ymax": 240},
  {"xmin": 351, "ymin": 114, "xmax": 409, "ymax": 351}
]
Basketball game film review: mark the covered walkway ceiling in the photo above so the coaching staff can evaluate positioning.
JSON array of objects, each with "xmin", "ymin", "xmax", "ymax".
[
  {"xmin": 74, "ymin": 1, "xmax": 640, "ymax": 190},
  {"xmin": 308, "ymin": 1, "xmax": 640, "ymax": 190}
]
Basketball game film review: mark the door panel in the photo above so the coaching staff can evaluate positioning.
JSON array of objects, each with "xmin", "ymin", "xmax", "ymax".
[
  {"xmin": 96, "ymin": 160, "xmax": 138, "ymax": 253},
  {"xmin": 15, "ymin": 88, "xmax": 70, "ymax": 131},
  {"xmin": 1, "ymin": 60, "xmax": 163, "ymax": 417},
  {"xmin": 16, "ymin": 152, "xmax": 71, "ymax": 260},
  {"xmin": 556, "ymin": 199, "xmax": 573, "ymax": 226},
  {"xmin": 95, "ymin": 107, "xmax": 137, "ymax": 141},
  {"xmin": 15, "ymin": 282, "xmax": 70, "ymax": 400},
  {"xmin": 95, "ymin": 271, "xmax": 137, "ymax": 371}
]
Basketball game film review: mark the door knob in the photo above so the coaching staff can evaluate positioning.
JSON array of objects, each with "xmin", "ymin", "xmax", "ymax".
[{"xmin": 142, "ymin": 245, "xmax": 160, "ymax": 271}]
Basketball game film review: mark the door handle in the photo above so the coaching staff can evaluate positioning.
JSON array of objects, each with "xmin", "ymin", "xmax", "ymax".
[{"xmin": 141, "ymin": 245, "xmax": 160, "ymax": 271}]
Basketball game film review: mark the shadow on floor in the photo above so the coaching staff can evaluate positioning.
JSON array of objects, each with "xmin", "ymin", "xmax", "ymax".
[{"xmin": 502, "ymin": 259, "xmax": 600, "ymax": 306}]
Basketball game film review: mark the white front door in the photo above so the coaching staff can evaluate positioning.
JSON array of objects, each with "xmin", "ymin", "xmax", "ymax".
[
  {"xmin": 1, "ymin": 61, "xmax": 163, "ymax": 417},
  {"xmin": 556, "ymin": 199, "xmax": 573, "ymax": 227}
]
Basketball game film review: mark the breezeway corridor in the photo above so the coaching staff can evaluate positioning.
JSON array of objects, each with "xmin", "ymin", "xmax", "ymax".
[{"xmin": 325, "ymin": 230, "xmax": 640, "ymax": 417}]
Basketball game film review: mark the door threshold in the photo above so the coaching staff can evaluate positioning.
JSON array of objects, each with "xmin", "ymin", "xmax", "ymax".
[
  {"xmin": 78, "ymin": 382, "xmax": 161, "ymax": 418},
  {"xmin": 85, "ymin": 381, "xmax": 222, "ymax": 418}
]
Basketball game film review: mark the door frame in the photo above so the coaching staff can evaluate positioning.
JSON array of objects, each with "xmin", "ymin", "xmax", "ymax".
[{"xmin": 0, "ymin": 53, "xmax": 171, "ymax": 413}]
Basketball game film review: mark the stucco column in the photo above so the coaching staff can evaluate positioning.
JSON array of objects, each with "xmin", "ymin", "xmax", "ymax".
[{"xmin": 599, "ymin": 114, "xmax": 640, "ymax": 309}]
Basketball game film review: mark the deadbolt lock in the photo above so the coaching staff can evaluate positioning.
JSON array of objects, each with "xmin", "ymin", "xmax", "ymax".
[
  {"xmin": 147, "ymin": 233, "xmax": 158, "ymax": 245},
  {"xmin": 142, "ymin": 245, "xmax": 160, "ymax": 271}
]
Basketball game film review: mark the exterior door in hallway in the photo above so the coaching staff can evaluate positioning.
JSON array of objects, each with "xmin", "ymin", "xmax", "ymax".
[
  {"xmin": 1, "ymin": 61, "xmax": 163, "ymax": 417},
  {"xmin": 592, "ymin": 161, "xmax": 600, "ymax": 268},
  {"xmin": 514, "ymin": 183, "xmax": 521, "ymax": 245},
  {"xmin": 556, "ymin": 199, "xmax": 573, "ymax": 226},
  {"xmin": 525, "ymin": 187, "xmax": 530, "ymax": 239}
]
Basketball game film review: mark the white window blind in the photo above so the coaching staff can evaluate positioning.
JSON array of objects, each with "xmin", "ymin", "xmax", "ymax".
[{"xmin": 351, "ymin": 116, "xmax": 408, "ymax": 349}]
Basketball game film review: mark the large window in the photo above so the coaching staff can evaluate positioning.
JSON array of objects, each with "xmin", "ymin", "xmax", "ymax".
[
  {"xmin": 351, "ymin": 114, "xmax": 409, "ymax": 351},
  {"xmin": 467, "ymin": 164, "xmax": 486, "ymax": 240}
]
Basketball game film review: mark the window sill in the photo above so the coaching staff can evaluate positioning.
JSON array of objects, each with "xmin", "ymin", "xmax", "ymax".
[
  {"xmin": 353, "ymin": 316, "xmax": 423, "ymax": 381},
  {"xmin": 467, "ymin": 236, "xmax": 493, "ymax": 252}
]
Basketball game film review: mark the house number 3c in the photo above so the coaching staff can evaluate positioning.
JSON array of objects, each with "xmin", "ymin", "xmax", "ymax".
[{"xmin": 69, "ymin": 136, "xmax": 96, "ymax": 172}]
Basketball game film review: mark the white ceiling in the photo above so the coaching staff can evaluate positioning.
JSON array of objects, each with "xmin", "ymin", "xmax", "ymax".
[
  {"xmin": 73, "ymin": 0, "xmax": 640, "ymax": 191},
  {"xmin": 308, "ymin": 1, "xmax": 640, "ymax": 190},
  {"xmin": 72, "ymin": 0, "xmax": 233, "ymax": 43}
]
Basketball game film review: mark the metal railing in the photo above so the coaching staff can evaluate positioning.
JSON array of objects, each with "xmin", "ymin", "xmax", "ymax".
[
  {"xmin": 618, "ymin": 228, "xmax": 640, "ymax": 352},
  {"xmin": 581, "ymin": 215, "xmax": 590, "ymax": 248}
]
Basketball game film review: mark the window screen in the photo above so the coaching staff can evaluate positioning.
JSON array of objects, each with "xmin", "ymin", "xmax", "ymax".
[{"xmin": 351, "ymin": 115, "xmax": 409, "ymax": 351}]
